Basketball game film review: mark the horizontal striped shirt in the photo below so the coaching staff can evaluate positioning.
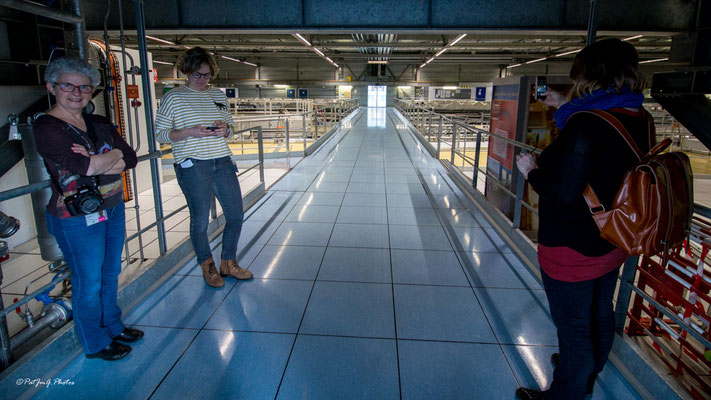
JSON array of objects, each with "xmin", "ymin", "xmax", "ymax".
[{"xmin": 155, "ymin": 85, "xmax": 234, "ymax": 163}]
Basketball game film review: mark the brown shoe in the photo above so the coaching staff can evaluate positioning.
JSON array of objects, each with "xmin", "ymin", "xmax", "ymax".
[
  {"xmin": 200, "ymin": 257, "xmax": 224, "ymax": 287},
  {"xmin": 220, "ymin": 259, "xmax": 254, "ymax": 280}
]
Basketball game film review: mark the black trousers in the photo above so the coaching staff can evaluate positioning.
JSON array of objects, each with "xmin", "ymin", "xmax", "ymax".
[{"xmin": 541, "ymin": 266, "xmax": 619, "ymax": 400}]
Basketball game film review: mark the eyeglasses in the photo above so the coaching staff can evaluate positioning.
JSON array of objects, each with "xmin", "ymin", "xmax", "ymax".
[
  {"xmin": 191, "ymin": 71, "xmax": 212, "ymax": 80},
  {"xmin": 54, "ymin": 82, "xmax": 94, "ymax": 94}
]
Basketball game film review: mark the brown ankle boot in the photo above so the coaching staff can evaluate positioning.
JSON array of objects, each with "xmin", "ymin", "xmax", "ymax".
[
  {"xmin": 200, "ymin": 257, "xmax": 224, "ymax": 287},
  {"xmin": 220, "ymin": 259, "xmax": 254, "ymax": 280}
]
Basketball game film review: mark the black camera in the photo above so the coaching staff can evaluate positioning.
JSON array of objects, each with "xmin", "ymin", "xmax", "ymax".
[{"xmin": 64, "ymin": 184, "xmax": 104, "ymax": 216}]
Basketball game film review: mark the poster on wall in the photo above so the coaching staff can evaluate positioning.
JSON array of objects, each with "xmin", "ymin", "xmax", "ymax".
[
  {"xmin": 338, "ymin": 85, "xmax": 352, "ymax": 99},
  {"xmin": 485, "ymin": 83, "xmax": 521, "ymax": 219},
  {"xmin": 434, "ymin": 88, "xmax": 472, "ymax": 99}
]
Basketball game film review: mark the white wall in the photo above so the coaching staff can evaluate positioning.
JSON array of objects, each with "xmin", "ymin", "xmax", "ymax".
[{"xmin": 0, "ymin": 86, "xmax": 48, "ymax": 249}]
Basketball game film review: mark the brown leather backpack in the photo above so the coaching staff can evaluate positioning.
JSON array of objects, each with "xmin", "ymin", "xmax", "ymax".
[{"xmin": 581, "ymin": 110, "xmax": 694, "ymax": 257}]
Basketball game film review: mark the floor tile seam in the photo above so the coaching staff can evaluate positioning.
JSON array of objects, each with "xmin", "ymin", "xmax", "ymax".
[
  {"xmin": 273, "ymin": 114, "xmax": 367, "ymax": 399},
  {"xmin": 298, "ymin": 332, "xmax": 503, "ymax": 346},
  {"xmin": 393, "ymin": 110, "xmax": 554, "ymax": 350},
  {"xmin": 389, "ymin": 109, "xmax": 512, "ymax": 348},
  {"xmin": 143, "ymin": 323, "xmax": 211, "ymax": 399},
  {"xmin": 382, "ymin": 112, "xmax": 403, "ymax": 400},
  {"xmin": 144, "ymin": 274, "xmax": 246, "ymax": 398}
]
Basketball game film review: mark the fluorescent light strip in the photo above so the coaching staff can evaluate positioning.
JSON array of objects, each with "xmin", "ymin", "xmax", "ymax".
[
  {"xmin": 420, "ymin": 33, "xmax": 466, "ymax": 68},
  {"xmin": 640, "ymin": 57, "xmax": 668, "ymax": 64},
  {"xmin": 293, "ymin": 33, "xmax": 338, "ymax": 68},
  {"xmin": 526, "ymin": 57, "xmax": 548, "ymax": 64},
  {"xmin": 219, "ymin": 55, "xmax": 258, "ymax": 67},
  {"xmin": 448, "ymin": 34, "xmax": 467, "ymax": 47},
  {"xmin": 556, "ymin": 48, "xmax": 582, "ymax": 57},
  {"xmin": 506, "ymin": 63, "xmax": 522, "ymax": 69},
  {"xmin": 623, "ymin": 35, "xmax": 643, "ymax": 41},
  {"xmin": 294, "ymin": 33, "xmax": 312, "ymax": 47},
  {"xmin": 367, "ymin": 60, "xmax": 388, "ymax": 64},
  {"xmin": 153, "ymin": 60, "xmax": 173, "ymax": 65},
  {"xmin": 145, "ymin": 35, "xmax": 175, "ymax": 45}
]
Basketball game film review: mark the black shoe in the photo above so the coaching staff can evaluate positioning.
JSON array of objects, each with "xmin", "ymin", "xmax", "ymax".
[
  {"xmin": 113, "ymin": 327, "xmax": 144, "ymax": 343},
  {"xmin": 85, "ymin": 341, "xmax": 131, "ymax": 361},
  {"xmin": 516, "ymin": 388, "xmax": 544, "ymax": 400},
  {"xmin": 551, "ymin": 352, "xmax": 560, "ymax": 368}
]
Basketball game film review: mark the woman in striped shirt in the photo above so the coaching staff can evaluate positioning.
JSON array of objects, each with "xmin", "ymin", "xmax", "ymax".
[{"xmin": 155, "ymin": 47, "xmax": 253, "ymax": 287}]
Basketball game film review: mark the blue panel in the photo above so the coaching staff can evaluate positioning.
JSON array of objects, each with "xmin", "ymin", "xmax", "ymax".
[
  {"xmin": 399, "ymin": 341, "xmax": 519, "ymax": 399},
  {"xmin": 31, "ymin": 327, "xmax": 196, "ymax": 400},
  {"xmin": 319, "ymin": 247, "xmax": 391, "ymax": 283},
  {"xmin": 474, "ymin": 287, "xmax": 557, "ymax": 345},
  {"xmin": 304, "ymin": 0, "xmax": 428, "ymax": 27},
  {"xmin": 180, "ymin": 0, "xmax": 302, "ymax": 27},
  {"xmin": 300, "ymin": 281, "xmax": 395, "ymax": 337},
  {"xmin": 431, "ymin": 0, "xmax": 562, "ymax": 27},
  {"xmin": 124, "ymin": 275, "xmax": 233, "ymax": 329},
  {"xmin": 151, "ymin": 331, "xmax": 293, "ymax": 399},
  {"xmin": 394, "ymin": 284, "xmax": 496, "ymax": 342},
  {"xmin": 248, "ymin": 245, "xmax": 326, "ymax": 280},
  {"xmin": 391, "ymin": 249, "xmax": 469, "ymax": 286},
  {"xmin": 278, "ymin": 336, "xmax": 399, "ymax": 399},
  {"xmin": 286, "ymin": 89, "xmax": 296, "ymax": 98},
  {"xmin": 457, "ymin": 251, "xmax": 541, "ymax": 289},
  {"xmin": 205, "ymin": 279, "xmax": 313, "ymax": 333}
]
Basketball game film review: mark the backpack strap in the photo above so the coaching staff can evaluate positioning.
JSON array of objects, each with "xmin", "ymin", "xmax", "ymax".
[
  {"xmin": 582, "ymin": 110, "xmax": 644, "ymax": 161},
  {"xmin": 576, "ymin": 110, "xmax": 644, "ymax": 215}
]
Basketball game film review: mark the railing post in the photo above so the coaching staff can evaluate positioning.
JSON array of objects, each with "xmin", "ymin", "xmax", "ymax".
[
  {"xmin": 135, "ymin": 0, "xmax": 166, "ymax": 255},
  {"xmin": 285, "ymin": 118, "xmax": 290, "ymax": 154},
  {"xmin": 451, "ymin": 124, "xmax": 457, "ymax": 164},
  {"xmin": 428, "ymin": 111, "xmax": 433, "ymax": 142},
  {"xmin": 615, "ymin": 256, "xmax": 639, "ymax": 334},
  {"xmin": 257, "ymin": 126, "xmax": 265, "ymax": 184},
  {"xmin": 436, "ymin": 116, "xmax": 442, "ymax": 159},
  {"xmin": 473, "ymin": 131, "xmax": 482, "ymax": 188},
  {"xmin": 302, "ymin": 113, "xmax": 307, "ymax": 152},
  {"xmin": 512, "ymin": 171, "xmax": 525, "ymax": 229}
]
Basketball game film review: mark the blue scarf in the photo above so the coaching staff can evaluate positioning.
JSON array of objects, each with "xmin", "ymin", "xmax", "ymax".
[{"xmin": 553, "ymin": 86, "xmax": 644, "ymax": 129}]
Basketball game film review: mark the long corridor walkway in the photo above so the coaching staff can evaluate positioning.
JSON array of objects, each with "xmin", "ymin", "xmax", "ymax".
[{"xmin": 26, "ymin": 108, "xmax": 639, "ymax": 399}]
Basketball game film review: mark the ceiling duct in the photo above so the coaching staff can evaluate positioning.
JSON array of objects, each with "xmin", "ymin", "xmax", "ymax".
[{"xmin": 352, "ymin": 33, "xmax": 396, "ymax": 64}]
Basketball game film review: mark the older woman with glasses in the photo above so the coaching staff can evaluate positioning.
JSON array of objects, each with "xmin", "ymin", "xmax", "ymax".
[
  {"xmin": 34, "ymin": 57, "xmax": 140, "ymax": 361},
  {"xmin": 155, "ymin": 46, "xmax": 252, "ymax": 287}
]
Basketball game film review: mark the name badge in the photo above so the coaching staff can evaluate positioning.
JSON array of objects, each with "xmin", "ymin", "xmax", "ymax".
[
  {"xmin": 85, "ymin": 210, "xmax": 107, "ymax": 226},
  {"xmin": 179, "ymin": 159, "xmax": 194, "ymax": 168}
]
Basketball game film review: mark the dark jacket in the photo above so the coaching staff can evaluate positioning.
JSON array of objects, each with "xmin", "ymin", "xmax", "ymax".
[
  {"xmin": 34, "ymin": 113, "xmax": 138, "ymax": 218},
  {"xmin": 527, "ymin": 108, "xmax": 653, "ymax": 257}
]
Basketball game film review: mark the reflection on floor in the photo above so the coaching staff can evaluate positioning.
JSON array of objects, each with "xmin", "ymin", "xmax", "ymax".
[{"xmin": 4, "ymin": 108, "xmax": 640, "ymax": 399}]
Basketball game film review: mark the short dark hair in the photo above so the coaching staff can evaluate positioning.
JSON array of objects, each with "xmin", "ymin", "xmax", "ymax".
[
  {"xmin": 568, "ymin": 38, "xmax": 646, "ymax": 99},
  {"xmin": 178, "ymin": 47, "xmax": 219, "ymax": 76}
]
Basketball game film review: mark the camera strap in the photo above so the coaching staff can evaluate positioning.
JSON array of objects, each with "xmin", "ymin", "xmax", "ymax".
[{"xmin": 52, "ymin": 118, "xmax": 101, "ymax": 197}]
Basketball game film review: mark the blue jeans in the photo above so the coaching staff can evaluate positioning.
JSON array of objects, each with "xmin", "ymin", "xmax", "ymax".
[
  {"xmin": 46, "ymin": 203, "xmax": 126, "ymax": 354},
  {"xmin": 174, "ymin": 156, "xmax": 244, "ymax": 264},
  {"xmin": 541, "ymin": 267, "xmax": 619, "ymax": 400}
]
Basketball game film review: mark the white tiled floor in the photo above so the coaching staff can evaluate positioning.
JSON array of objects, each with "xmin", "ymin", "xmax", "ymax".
[{"xmin": 1, "ymin": 108, "xmax": 643, "ymax": 399}]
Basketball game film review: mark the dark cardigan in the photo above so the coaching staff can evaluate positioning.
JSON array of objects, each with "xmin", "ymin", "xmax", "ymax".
[{"xmin": 527, "ymin": 108, "xmax": 653, "ymax": 257}]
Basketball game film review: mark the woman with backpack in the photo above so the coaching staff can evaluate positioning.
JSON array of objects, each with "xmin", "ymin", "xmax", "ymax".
[{"xmin": 514, "ymin": 38, "xmax": 652, "ymax": 400}]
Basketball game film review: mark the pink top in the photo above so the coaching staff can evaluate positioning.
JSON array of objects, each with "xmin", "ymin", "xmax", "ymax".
[{"xmin": 537, "ymin": 244, "xmax": 629, "ymax": 282}]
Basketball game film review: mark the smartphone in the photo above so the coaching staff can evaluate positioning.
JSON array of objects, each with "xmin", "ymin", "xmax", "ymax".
[
  {"xmin": 535, "ymin": 76, "xmax": 547, "ymax": 100},
  {"xmin": 205, "ymin": 126, "xmax": 219, "ymax": 131}
]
